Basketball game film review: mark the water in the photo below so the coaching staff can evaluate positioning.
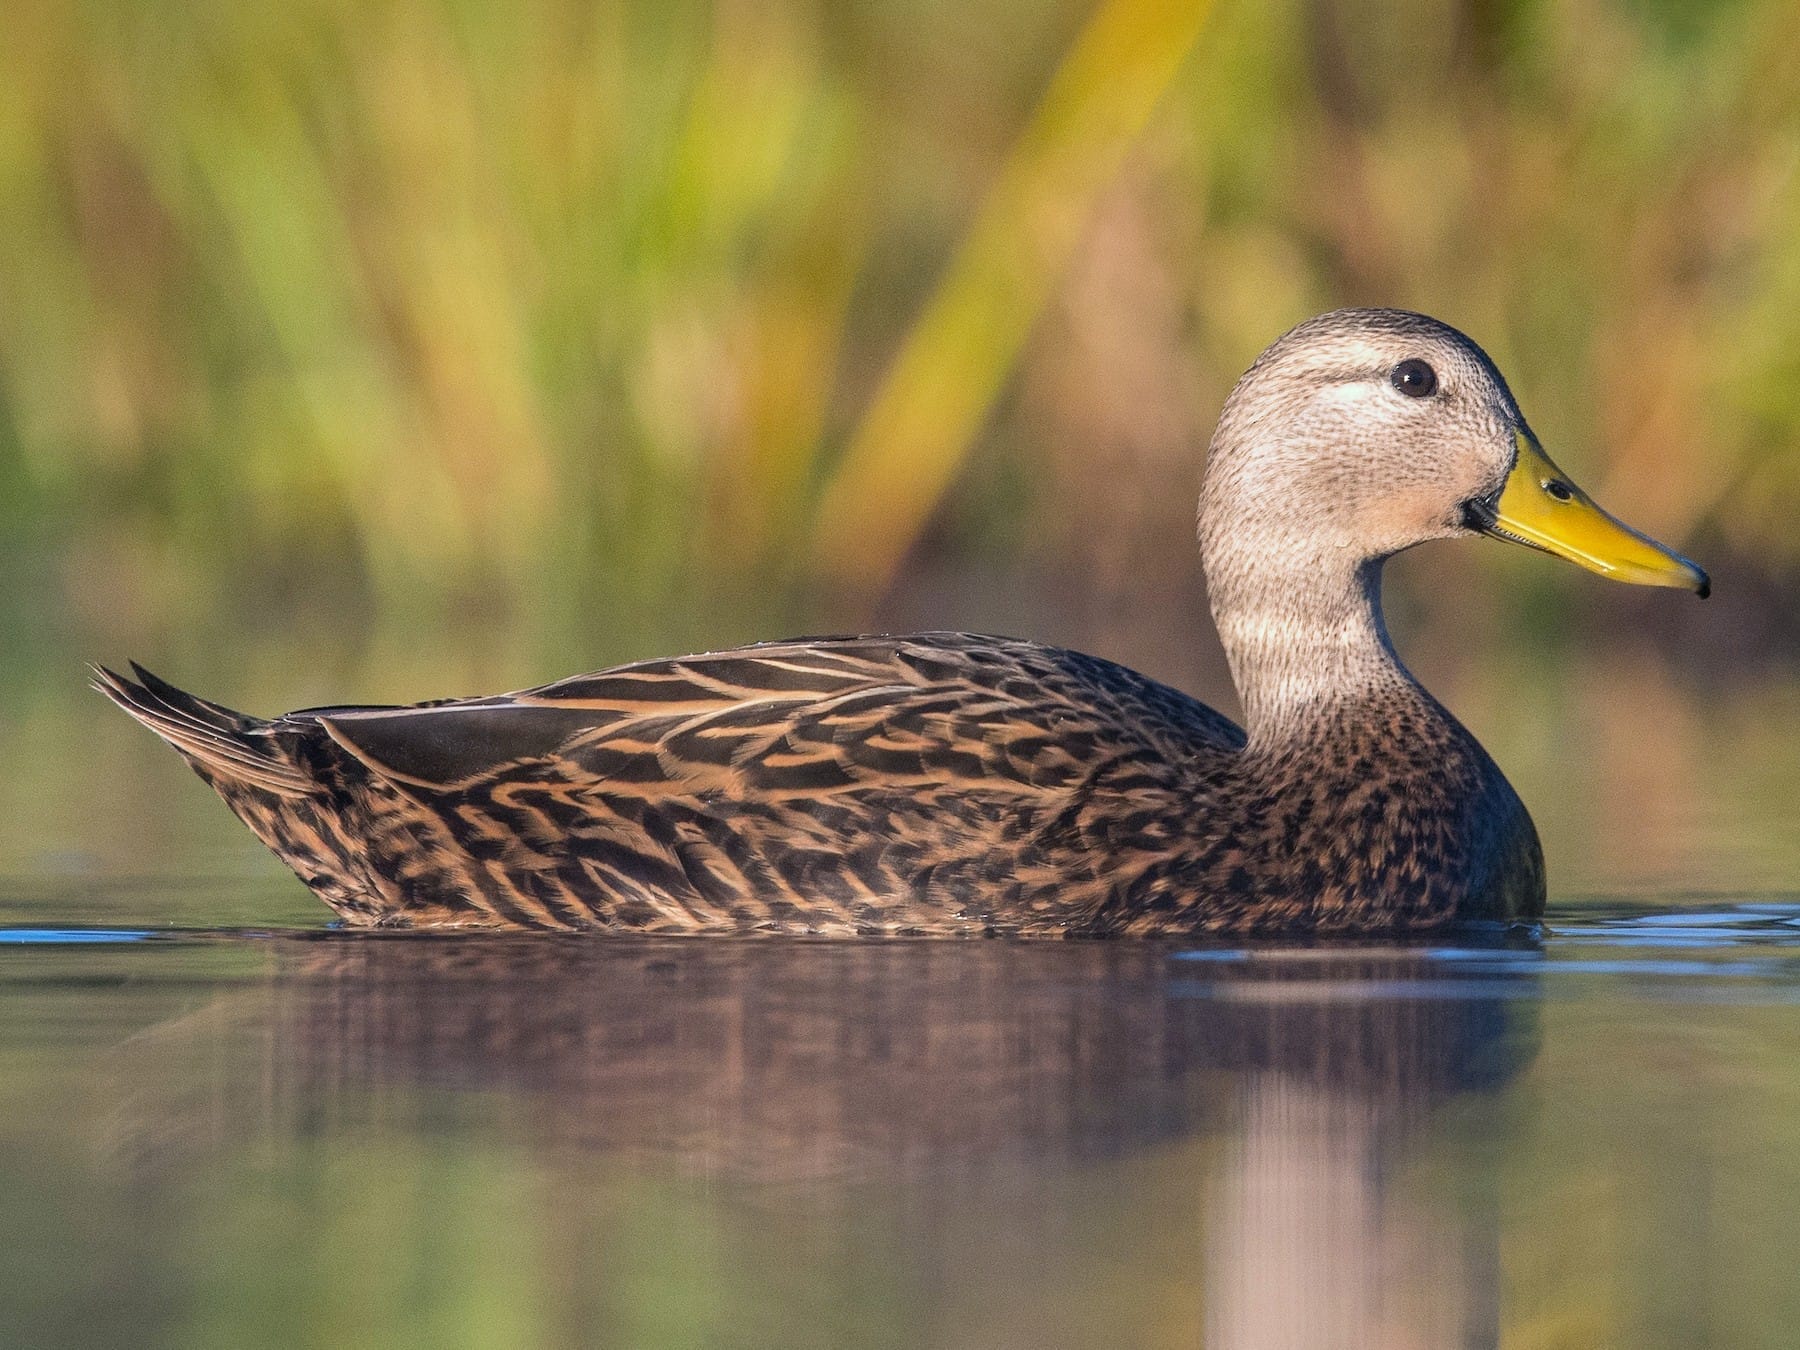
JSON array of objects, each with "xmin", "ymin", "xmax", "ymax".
[{"xmin": 0, "ymin": 899, "xmax": 1796, "ymax": 1349}]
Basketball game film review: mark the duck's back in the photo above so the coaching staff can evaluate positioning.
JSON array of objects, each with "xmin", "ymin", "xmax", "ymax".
[{"xmin": 101, "ymin": 635, "xmax": 1248, "ymax": 933}]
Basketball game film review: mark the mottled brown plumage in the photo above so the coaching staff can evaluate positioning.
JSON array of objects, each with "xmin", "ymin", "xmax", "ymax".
[{"xmin": 98, "ymin": 308, "xmax": 1706, "ymax": 935}]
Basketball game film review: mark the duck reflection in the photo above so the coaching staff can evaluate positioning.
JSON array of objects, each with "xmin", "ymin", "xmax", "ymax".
[
  {"xmin": 125, "ymin": 933, "xmax": 1539, "ymax": 1348},
  {"xmin": 243, "ymin": 937, "xmax": 1533, "ymax": 1171}
]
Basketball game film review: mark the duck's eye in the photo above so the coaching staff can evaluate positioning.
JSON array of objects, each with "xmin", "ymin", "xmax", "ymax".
[
  {"xmin": 1545, "ymin": 479, "xmax": 1573, "ymax": 502},
  {"xmin": 1391, "ymin": 359, "xmax": 1438, "ymax": 398}
]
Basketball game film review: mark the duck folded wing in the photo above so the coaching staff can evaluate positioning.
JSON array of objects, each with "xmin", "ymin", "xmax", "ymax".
[{"xmin": 309, "ymin": 634, "xmax": 1244, "ymax": 799}]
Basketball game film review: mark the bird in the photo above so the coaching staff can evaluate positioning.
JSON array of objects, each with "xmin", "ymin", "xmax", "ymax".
[{"xmin": 96, "ymin": 308, "xmax": 1709, "ymax": 936}]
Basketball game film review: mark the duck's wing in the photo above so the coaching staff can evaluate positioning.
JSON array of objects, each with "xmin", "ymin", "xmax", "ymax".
[{"xmin": 305, "ymin": 633, "xmax": 1245, "ymax": 796}]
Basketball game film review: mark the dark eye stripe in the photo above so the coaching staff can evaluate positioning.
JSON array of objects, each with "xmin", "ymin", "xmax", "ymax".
[{"xmin": 1391, "ymin": 359, "xmax": 1438, "ymax": 398}]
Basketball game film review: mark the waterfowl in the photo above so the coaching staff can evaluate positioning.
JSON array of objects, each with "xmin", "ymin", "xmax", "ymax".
[{"xmin": 98, "ymin": 309, "xmax": 1708, "ymax": 936}]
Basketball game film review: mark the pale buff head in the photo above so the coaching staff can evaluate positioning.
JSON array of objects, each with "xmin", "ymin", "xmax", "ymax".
[{"xmin": 1200, "ymin": 308, "xmax": 1526, "ymax": 583}]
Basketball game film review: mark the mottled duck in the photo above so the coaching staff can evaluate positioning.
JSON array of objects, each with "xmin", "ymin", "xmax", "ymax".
[{"xmin": 98, "ymin": 309, "xmax": 1708, "ymax": 935}]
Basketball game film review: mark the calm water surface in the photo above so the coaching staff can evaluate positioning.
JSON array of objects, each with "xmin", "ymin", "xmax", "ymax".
[{"xmin": 4, "ymin": 894, "xmax": 1800, "ymax": 1349}]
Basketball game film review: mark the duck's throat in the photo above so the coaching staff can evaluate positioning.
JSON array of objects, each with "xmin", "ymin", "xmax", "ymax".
[{"xmin": 1210, "ymin": 557, "xmax": 1419, "ymax": 748}]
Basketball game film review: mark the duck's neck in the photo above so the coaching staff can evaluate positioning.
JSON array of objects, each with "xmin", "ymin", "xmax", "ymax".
[{"xmin": 1206, "ymin": 549, "xmax": 1423, "ymax": 752}]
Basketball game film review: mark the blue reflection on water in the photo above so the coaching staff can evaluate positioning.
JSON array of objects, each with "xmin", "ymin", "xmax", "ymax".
[
  {"xmin": 1160, "ymin": 903, "xmax": 1800, "ymax": 1006},
  {"xmin": 5, "ymin": 902, "xmax": 1800, "ymax": 961},
  {"xmin": 0, "ymin": 928, "xmax": 157, "ymax": 944}
]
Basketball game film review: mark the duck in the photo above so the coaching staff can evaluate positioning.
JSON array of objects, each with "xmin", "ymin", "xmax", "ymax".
[{"xmin": 96, "ymin": 309, "xmax": 1709, "ymax": 936}]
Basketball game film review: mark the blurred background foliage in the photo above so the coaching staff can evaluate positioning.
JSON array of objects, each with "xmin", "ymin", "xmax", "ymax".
[{"xmin": 0, "ymin": 0, "xmax": 1796, "ymax": 890}]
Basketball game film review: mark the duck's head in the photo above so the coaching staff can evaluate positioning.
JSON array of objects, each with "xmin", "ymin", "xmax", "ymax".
[{"xmin": 1200, "ymin": 308, "xmax": 1710, "ymax": 599}]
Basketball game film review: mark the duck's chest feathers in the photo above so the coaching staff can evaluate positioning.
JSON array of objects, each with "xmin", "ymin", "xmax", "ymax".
[{"xmin": 1113, "ymin": 691, "xmax": 1543, "ymax": 934}]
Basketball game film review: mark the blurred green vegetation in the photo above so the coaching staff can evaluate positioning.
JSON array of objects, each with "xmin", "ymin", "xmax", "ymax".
[
  {"xmin": 0, "ymin": 0, "xmax": 1794, "ymax": 897},
  {"xmin": 1, "ymin": 0, "xmax": 1795, "ymax": 666}
]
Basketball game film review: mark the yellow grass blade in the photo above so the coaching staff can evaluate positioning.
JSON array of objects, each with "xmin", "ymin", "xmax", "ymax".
[{"xmin": 810, "ymin": 0, "xmax": 1215, "ymax": 593}]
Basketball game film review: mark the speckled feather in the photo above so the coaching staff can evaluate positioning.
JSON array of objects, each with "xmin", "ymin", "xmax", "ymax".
[{"xmin": 96, "ymin": 308, "xmax": 1553, "ymax": 935}]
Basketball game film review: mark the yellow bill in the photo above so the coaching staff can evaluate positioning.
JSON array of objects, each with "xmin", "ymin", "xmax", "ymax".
[{"xmin": 1474, "ymin": 432, "xmax": 1710, "ymax": 597}]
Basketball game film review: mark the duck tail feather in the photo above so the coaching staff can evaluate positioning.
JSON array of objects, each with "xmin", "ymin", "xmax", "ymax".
[
  {"xmin": 92, "ymin": 664, "xmax": 314, "ymax": 798},
  {"xmin": 126, "ymin": 660, "xmax": 248, "ymax": 732}
]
